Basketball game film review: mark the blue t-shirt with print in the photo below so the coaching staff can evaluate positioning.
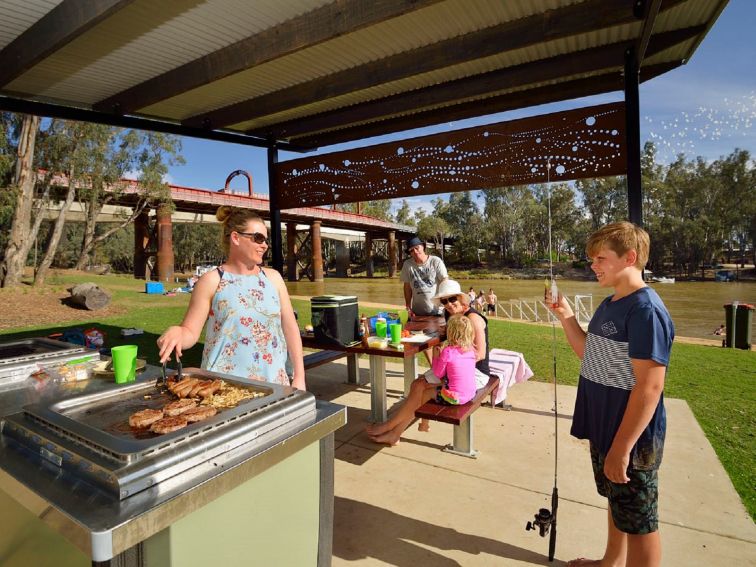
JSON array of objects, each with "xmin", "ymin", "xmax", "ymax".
[{"xmin": 571, "ymin": 286, "xmax": 674, "ymax": 470}]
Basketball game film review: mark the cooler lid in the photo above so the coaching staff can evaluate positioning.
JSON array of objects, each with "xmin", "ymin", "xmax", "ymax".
[{"xmin": 311, "ymin": 295, "xmax": 357, "ymax": 304}]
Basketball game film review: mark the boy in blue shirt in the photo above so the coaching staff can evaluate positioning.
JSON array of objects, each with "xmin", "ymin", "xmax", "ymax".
[{"xmin": 548, "ymin": 222, "xmax": 674, "ymax": 567}]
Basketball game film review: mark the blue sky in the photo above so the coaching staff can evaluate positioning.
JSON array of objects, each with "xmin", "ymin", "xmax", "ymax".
[{"xmin": 167, "ymin": 0, "xmax": 754, "ymax": 213}]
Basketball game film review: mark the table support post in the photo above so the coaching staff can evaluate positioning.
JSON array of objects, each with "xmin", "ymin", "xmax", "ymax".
[
  {"xmin": 369, "ymin": 355, "xmax": 387, "ymax": 422},
  {"xmin": 346, "ymin": 354, "xmax": 362, "ymax": 384},
  {"xmin": 403, "ymin": 355, "xmax": 417, "ymax": 397}
]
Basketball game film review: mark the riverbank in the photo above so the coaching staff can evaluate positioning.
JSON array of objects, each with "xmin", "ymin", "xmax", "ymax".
[{"xmin": 294, "ymin": 296, "xmax": 725, "ymax": 347}]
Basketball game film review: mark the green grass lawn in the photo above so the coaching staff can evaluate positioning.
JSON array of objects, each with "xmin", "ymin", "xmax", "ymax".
[{"xmin": 2, "ymin": 271, "xmax": 754, "ymax": 519}]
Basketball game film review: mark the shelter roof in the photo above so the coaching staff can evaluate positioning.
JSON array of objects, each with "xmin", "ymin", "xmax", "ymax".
[{"xmin": 0, "ymin": 0, "xmax": 727, "ymax": 151}]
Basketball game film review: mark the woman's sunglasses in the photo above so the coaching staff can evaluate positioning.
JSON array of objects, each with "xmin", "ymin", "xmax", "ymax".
[
  {"xmin": 439, "ymin": 296, "xmax": 458, "ymax": 306},
  {"xmin": 235, "ymin": 231, "xmax": 269, "ymax": 245}
]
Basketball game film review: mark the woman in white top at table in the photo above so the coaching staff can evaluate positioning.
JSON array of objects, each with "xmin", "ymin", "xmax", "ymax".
[{"xmin": 366, "ymin": 280, "xmax": 489, "ymax": 445}]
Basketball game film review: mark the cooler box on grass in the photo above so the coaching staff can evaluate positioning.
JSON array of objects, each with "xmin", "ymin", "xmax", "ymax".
[
  {"xmin": 145, "ymin": 282, "xmax": 164, "ymax": 294},
  {"xmin": 310, "ymin": 295, "xmax": 358, "ymax": 346}
]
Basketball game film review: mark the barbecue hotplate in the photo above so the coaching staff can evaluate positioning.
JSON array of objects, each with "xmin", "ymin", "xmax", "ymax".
[
  {"xmin": 1, "ymin": 368, "xmax": 316, "ymax": 499},
  {"xmin": 0, "ymin": 337, "xmax": 86, "ymax": 364},
  {"xmin": 0, "ymin": 337, "xmax": 91, "ymax": 387}
]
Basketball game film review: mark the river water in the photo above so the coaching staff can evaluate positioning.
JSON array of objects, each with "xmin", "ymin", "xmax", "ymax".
[{"xmin": 287, "ymin": 277, "xmax": 756, "ymax": 340}]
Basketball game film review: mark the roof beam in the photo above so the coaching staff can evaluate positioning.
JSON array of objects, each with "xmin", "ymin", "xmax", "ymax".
[
  {"xmin": 93, "ymin": 0, "xmax": 443, "ymax": 115},
  {"xmin": 292, "ymin": 63, "xmax": 678, "ymax": 149},
  {"xmin": 0, "ymin": 0, "xmax": 136, "ymax": 88},
  {"xmin": 0, "ymin": 96, "xmax": 306, "ymax": 152},
  {"xmin": 636, "ymin": 0, "xmax": 664, "ymax": 64},
  {"xmin": 250, "ymin": 26, "xmax": 702, "ymax": 141},
  {"xmin": 184, "ymin": 0, "xmax": 686, "ymax": 129}
]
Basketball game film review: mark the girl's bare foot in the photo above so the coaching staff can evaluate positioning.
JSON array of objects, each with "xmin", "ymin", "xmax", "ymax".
[
  {"xmin": 368, "ymin": 430, "xmax": 401, "ymax": 446},
  {"xmin": 366, "ymin": 422, "xmax": 391, "ymax": 436},
  {"xmin": 418, "ymin": 421, "xmax": 430, "ymax": 432}
]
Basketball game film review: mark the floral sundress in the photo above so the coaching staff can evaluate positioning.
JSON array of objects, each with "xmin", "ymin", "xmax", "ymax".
[{"xmin": 201, "ymin": 267, "xmax": 289, "ymax": 385}]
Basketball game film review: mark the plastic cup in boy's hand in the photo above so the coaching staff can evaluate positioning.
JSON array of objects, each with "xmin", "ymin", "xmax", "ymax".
[
  {"xmin": 111, "ymin": 345, "xmax": 138, "ymax": 383},
  {"xmin": 389, "ymin": 322, "xmax": 402, "ymax": 344}
]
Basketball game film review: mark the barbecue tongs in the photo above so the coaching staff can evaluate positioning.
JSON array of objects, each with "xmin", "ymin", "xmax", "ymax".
[{"xmin": 158, "ymin": 357, "xmax": 182, "ymax": 388}]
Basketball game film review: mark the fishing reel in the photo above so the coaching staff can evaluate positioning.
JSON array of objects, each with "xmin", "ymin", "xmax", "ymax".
[
  {"xmin": 526, "ymin": 487, "xmax": 559, "ymax": 561},
  {"xmin": 526, "ymin": 507, "xmax": 553, "ymax": 537}
]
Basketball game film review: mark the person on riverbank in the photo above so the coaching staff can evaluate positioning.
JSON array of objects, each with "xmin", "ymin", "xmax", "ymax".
[
  {"xmin": 547, "ymin": 221, "xmax": 674, "ymax": 567},
  {"xmin": 485, "ymin": 288, "xmax": 497, "ymax": 316},
  {"xmin": 475, "ymin": 290, "xmax": 486, "ymax": 312},
  {"xmin": 367, "ymin": 280, "xmax": 490, "ymax": 444},
  {"xmin": 157, "ymin": 206, "xmax": 305, "ymax": 390},
  {"xmin": 400, "ymin": 236, "xmax": 448, "ymax": 318}
]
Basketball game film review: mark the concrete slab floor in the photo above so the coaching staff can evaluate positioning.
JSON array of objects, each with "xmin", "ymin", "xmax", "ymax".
[{"xmin": 305, "ymin": 359, "xmax": 756, "ymax": 566}]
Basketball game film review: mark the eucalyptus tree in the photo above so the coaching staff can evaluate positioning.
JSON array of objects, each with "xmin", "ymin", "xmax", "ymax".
[
  {"xmin": 443, "ymin": 191, "xmax": 483, "ymax": 262},
  {"xmin": 72, "ymin": 129, "xmax": 183, "ymax": 271},
  {"xmin": 417, "ymin": 215, "xmax": 449, "ymax": 259},
  {"xmin": 0, "ymin": 113, "xmax": 14, "ymax": 185},
  {"xmin": 531, "ymin": 182, "xmax": 580, "ymax": 261},
  {"xmin": 32, "ymin": 121, "xmax": 182, "ymax": 285},
  {"xmin": 0, "ymin": 113, "xmax": 18, "ymax": 254},
  {"xmin": 575, "ymin": 176, "xmax": 627, "ymax": 230},
  {"xmin": 394, "ymin": 199, "xmax": 414, "ymax": 226},
  {"xmin": 0, "ymin": 114, "xmax": 40, "ymax": 287},
  {"xmin": 33, "ymin": 120, "xmax": 101, "ymax": 285},
  {"xmin": 711, "ymin": 149, "xmax": 754, "ymax": 266},
  {"xmin": 172, "ymin": 223, "xmax": 223, "ymax": 272},
  {"xmin": 340, "ymin": 199, "xmax": 392, "ymax": 220},
  {"xmin": 640, "ymin": 141, "xmax": 669, "ymax": 269},
  {"xmin": 482, "ymin": 185, "xmax": 535, "ymax": 264}
]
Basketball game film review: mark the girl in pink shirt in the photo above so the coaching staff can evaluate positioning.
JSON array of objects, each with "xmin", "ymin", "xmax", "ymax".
[{"xmin": 430, "ymin": 314, "xmax": 477, "ymax": 405}]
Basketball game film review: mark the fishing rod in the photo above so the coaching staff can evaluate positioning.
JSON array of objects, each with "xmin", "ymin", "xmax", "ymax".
[{"xmin": 525, "ymin": 160, "xmax": 559, "ymax": 561}]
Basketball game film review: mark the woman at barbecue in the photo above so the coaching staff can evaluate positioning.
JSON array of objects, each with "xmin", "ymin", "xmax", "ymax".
[{"xmin": 157, "ymin": 206, "xmax": 305, "ymax": 390}]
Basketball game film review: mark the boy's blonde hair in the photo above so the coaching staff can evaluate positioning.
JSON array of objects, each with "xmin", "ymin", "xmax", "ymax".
[
  {"xmin": 586, "ymin": 221, "xmax": 650, "ymax": 269},
  {"xmin": 216, "ymin": 206, "xmax": 264, "ymax": 256},
  {"xmin": 445, "ymin": 314, "xmax": 474, "ymax": 351}
]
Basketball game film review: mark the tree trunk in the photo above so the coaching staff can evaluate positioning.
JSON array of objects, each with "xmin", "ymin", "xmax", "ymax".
[
  {"xmin": 0, "ymin": 114, "xmax": 39, "ymax": 287},
  {"xmin": 75, "ymin": 199, "xmax": 148, "ymax": 271},
  {"xmin": 74, "ymin": 193, "xmax": 100, "ymax": 270},
  {"xmin": 34, "ymin": 168, "xmax": 77, "ymax": 286}
]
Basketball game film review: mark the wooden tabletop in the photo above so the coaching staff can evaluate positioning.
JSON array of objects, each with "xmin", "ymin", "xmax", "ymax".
[{"xmin": 301, "ymin": 315, "xmax": 444, "ymax": 357}]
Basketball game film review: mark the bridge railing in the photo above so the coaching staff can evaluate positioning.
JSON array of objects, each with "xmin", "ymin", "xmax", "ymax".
[{"xmin": 494, "ymin": 294, "xmax": 594, "ymax": 327}]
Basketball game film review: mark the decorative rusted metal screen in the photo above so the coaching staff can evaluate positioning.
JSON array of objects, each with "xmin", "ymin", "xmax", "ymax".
[{"xmin": 275, "ymin": 102, "xmax": 626, "ymax": 209}]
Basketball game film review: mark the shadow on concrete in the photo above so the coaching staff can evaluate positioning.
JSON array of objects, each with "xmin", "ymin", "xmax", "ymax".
[
  {"xmin": 333, "ymin": 496, "xmax": 562, "ymax": 566},
  {"xmin": 510, "ymin": 406, "xmax": 573, "ymax": 421}
]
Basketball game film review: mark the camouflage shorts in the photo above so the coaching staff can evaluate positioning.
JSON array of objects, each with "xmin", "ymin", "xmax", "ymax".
[{"xmin": 590, "ymin": 443, "xmax": 659, "ymax": 535}]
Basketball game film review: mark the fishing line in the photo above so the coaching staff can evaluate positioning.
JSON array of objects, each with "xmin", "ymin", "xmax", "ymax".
[{"xmin": 525, "ymin": 160, "xmax": 559, "ymax": 561}]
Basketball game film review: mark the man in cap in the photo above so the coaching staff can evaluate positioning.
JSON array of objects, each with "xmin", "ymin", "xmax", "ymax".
[{"xmin": 400, "ymin": 236, "xmax": 448, "ymax": 318}]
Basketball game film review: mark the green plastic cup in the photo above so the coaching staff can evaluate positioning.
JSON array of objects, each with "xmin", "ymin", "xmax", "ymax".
[
  {"xmin": 375, "ymin": 321, "xmax": 387, "ymax": 338},
  {"xmin": 111, "ymin": 345, "xmax": 138, "ymax": 384},
  {"xmin": 389, "ymin": 322, "xmax": 402, "ymax": 344}
]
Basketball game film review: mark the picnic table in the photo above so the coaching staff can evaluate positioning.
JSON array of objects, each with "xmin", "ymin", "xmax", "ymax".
[{"xmin": 301, "ymin": 315, "xmax": 443, "ymax": 422}]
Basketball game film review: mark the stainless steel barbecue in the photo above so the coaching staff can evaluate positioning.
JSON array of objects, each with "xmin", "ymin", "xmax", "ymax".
[
  {"xmin": 1, "ymin": 368, "xmax": 315, "ymax": 499},
  {"xmin": 0, "ymin": 337, "xmax": 92, "ymax": 386}
]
